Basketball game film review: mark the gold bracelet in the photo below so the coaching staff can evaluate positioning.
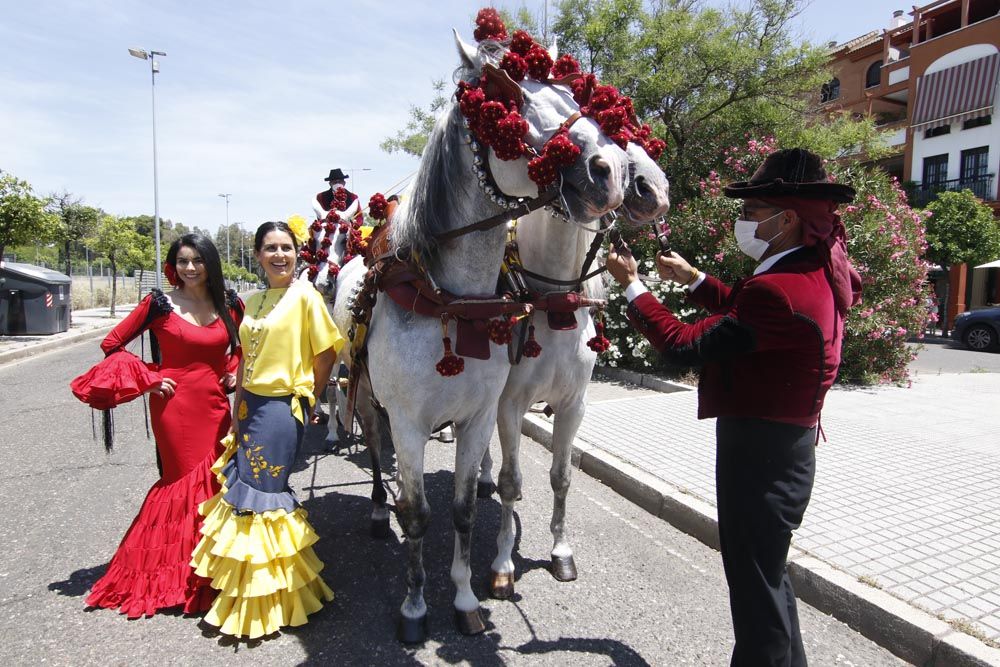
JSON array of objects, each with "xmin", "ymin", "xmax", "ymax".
[{"xmin": 683, "ymin": 268, "xmax": 700, "ymax": 287}]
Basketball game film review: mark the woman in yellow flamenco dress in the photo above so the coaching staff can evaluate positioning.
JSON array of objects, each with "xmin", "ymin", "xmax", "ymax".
[{"xmin": 191, "ymin": 218, "xmax": 343, "ymax": 638}]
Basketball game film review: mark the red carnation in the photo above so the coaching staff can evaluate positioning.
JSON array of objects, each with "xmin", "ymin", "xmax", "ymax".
[
  {"xmin": 528, "ymin": 155, "xmax": 559, "ymax": 188},
  {"xmin": 571, "ymin": 74, "xmax": 597, "ymax": 107},
  {"xmin": 300, "ymin": 249, "xmax": 314, "ymax": 263},
  {"xmin": 321, "ymin": 236, "xmax": 333, "ymax": 247},
  {"xmin": 311, "ymin": 219, "xmax": 322, "ymax": 231},
  {"xmin": 610, "ymin": 129, "xmax": 633, "ymax": 150},
  {"xmin": 316, "ymin": 248, "xmax": 329, "ymax": 261},
  {"xmin": 326, "ymin": 209, "xmax": 339, "ymax": 222},
  {"xmin": 327, "ymin": 262, "xmax": 340, "ymax": 278},
  {"xmin": 525, "ymin": 44, "xmax": 553, "ymax": 80},
  {"xmin": 543, "ymin": 131, "xmax": 581, "ymax": 166},
  {"xmin": 643, "ymin": 137, "xmax": 667, "ymax": 161},
  {"xmin": 597, "ymin": 106, "xmax": 628, "ymax": 135},
  {"xmin": 368, "ymin": 193, "xmax": 389, "ymax": 221},
  {"xmin": 339, "ymin": 222, "xmax": 350, "ymax": 233},
  {"xmin": 307, "ymin": 265, "xmax": 319, "ymax": 280},
  {"xmin": 510, "ymin": 30, "xmax": 535, "ymax": 56},
  {"xmin": 500, "ymin": 52, "xmax": 528, "ymax": 82},
  {"xmin": 552, "ymin": 54, "xmax": 580, "ymax": 78},
  {"xmin": 459, "ymin": 85, "xmax": 486, "ymax": 118},
  {"xmin": 324, "ymin": 221, "xmax": 336, "ymax": 233},
  {"xmin": 589, "ymin": 85, "xmax": 620, "ymax": 112},
  {"xmin": 473, "ymin": 8, "xmax": 508, "ymax": 42}
]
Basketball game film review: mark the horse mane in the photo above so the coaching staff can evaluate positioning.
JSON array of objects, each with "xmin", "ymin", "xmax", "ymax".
[{"xmin": 391, "ymin": 44, "xmax": 508, "ymax": 259}]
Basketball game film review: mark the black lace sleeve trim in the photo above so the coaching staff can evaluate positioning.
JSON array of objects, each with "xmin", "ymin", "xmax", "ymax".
[{"xmin": 147, "ymin": 288, "xmax": 174, "ymax": 318}]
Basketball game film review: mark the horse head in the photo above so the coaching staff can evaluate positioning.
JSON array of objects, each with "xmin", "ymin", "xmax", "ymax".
[
  {"xmin": 453, "ymin": 31, "xmax": 628, "ymax": 224},
  {"xmin": 622, "ymin": 142, "xmax": 670, "ymax": 225}
]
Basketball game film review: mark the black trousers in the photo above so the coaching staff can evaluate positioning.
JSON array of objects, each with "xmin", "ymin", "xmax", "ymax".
[{"xmin": 716, "ymin": 417, "xmax": 817, "ymax": 667}]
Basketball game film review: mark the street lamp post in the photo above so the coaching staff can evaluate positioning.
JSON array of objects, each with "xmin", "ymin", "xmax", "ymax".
[
  {"xmin": 218, "ymin": 193, "xmax": 232, "ymax": 263},
  {"xmin": 128, "ymin": 47, "xmax": 166, "ymax": 290},
  {"xmin": 347, "ymin": 168, "xmax": 372, "ymax": 195}
]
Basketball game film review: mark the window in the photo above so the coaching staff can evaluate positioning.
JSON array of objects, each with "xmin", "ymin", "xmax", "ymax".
[
  {"xmin": 820, "ymin": 78, "xmax": 840, "ymax": 103},
  {"xmin": 961, "ymin": 147, "xmax": 989, "ymax": 181},
  {"xmin": 924, "ymin": 125, "xmax": 951, "ymax": 138},
  {"xmin": 865, "ymin": 60, "xmax": 883, "ymax": 88},
  {"xmin": 963, "ymin": 115, "xmax": 992, "ymax": 130},
  {"xmin": 923, "ymin": 154, "xmax": 949, "ymax": 186}
]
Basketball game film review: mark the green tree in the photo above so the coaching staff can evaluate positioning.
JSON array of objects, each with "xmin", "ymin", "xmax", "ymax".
[
  {"xmin": 381, "ymin": 79, "xmax": 450, "ymax": 158},
  {"xmin": 924, "ymin": 190, "xmax": 1000, "ymax": 269},
  {"xmin": 51, "ymin": 192, "xmax": 102, "ymax": 275},
  {"xmin": 0, "ymin": 171, "xmax": 59, "ymax": 263},
  {"xmin": 87, "ymin": 215, "xmax": 153, "ymax": 315}
]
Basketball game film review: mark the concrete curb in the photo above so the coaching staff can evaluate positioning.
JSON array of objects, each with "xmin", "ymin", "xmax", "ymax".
[
  {"xmin": 593, "ymin": 365, "xmax": 693, "ymax": 394},
  {"xmin": 521, "ymin": 412, "xmax": 1000, "ymax": 667},
  {"xmin": 0, "ymin": 323, "xmax": 117, "ymax": 368}
]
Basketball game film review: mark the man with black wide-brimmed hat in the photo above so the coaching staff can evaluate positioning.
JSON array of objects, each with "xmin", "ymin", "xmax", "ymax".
[
  {"xmin": 311, "ymin": 168, "xmax": 363, "ymax": 227},
  {"xmin": 606, "ymin": 148, "xmax": 861, "ymax": 666}
]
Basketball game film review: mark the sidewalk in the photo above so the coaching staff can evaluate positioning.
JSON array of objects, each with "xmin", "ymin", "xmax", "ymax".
[
  {"xmin": 523, "ymin": 367, "xmax": 1000, "ymax": 666},
  {"xmin": 0, "ymin": 305, "xmax": 134, "ymax": 366}
]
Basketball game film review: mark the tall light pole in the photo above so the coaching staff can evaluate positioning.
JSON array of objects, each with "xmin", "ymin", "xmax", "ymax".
[
  {"xmin": 347, "ymin": 167, "xmax": 372, "ymax": 195},
  {"xmin": 218, "ymin": 193, "xmax": 231, "ymax": 263},
  {"xmin": 129, "ymin": 47, "xmax": 166, "ymax": 290}
]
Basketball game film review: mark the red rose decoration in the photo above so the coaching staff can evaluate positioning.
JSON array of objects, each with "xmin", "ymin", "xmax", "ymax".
[
  {"xmin": 473, "ymin": 8, "xmax": 508, "ymax": 42},
  {"xmin": 510, "ymin": 30, "xmax": 534, "ymax": 56},
  {"xmin": 311, "ymin": 219, "xmax": 323, "ymax": 231},
  {"xmin": 321, "ymin": 236, "xmax": 333, "ymax": 247},
  {"xmin": 500, "ymin": 52, "xmax": 528, "ymax": 82},
  {"xmin": 324, "ymin": 221, "xmax": 336, "ymax": 233},
  {"xmin": 163, "ymin": 263, "xmax": 179, "ymax": 287},
  {"xmin": 525, "ymin": 44, "xmax": 553, "ymax": 81},
  {"xmin": 552, "ymin": 54, "xmax": 581, "ymax": 78},
  {"xmin": 543, "ymin": 131, "xmax": 581, "ymax": 166},
  {"xmin": 368, "ymin": 193, "xmax": 389, "ymax": 221}
]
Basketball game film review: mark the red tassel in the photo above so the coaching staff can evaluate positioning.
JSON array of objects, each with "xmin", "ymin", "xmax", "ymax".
[
  {"xmin": 522, "ymin": 325, "xmax": 542, "ymax": 358},
  {"xmin": 436, "ymin": 337, "xmax": 465, "ymax": 376},
  {"xmin": 488, "ymin": 316, "xmax": 516, "ymax": 345},
  {"xmin": 587, "ymin": 321, "xmax": 611, "ymax": 353}
]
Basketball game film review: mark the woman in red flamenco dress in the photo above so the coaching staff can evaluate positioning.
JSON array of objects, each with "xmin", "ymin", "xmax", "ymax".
[{"xmin": 85, "ymin": 233, "xmax": 243, "ymax": 618}]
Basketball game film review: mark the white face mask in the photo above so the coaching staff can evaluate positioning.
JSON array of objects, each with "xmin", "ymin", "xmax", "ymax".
[{"xmin": 734, "ymin": 211, "xmax": 784, "ymax": 261}]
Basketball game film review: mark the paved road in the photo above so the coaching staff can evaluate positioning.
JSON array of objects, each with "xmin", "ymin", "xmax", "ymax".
[
  {"xmin": 909, "ymin": 337, "xmax": 1000, "ymax": 375},
  {"xmin": 0, "ymin": 343, "xmax": 908, "ymax": 665}
]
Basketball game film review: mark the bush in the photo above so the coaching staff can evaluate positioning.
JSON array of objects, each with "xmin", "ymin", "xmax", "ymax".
[{"xmin": 601, "ymin": 137, "xmax": 933, "ymax": 385}]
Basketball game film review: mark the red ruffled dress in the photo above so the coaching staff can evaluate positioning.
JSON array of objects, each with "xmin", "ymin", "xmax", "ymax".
[{"xmin": 85, "ymin": 290, "xmax": 242, "ymax": 618}]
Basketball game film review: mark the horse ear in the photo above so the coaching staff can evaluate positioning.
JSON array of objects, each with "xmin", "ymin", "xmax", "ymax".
[
  {"xmin": 454, "ymin": 28, "xmax": 481, "ymax": 72},
  {"xmin": 547, "ymin": 36, "xmax": 559, "ymax": 62}
]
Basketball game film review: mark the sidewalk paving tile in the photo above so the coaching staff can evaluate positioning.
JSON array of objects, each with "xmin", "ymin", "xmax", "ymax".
[{"xmin": 576, "ymin": 371, "xmax": 1000, "ymax": 642}]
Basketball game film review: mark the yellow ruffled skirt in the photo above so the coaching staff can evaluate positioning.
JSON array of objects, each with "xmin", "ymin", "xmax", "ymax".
[{"xmin": 191, "ymin": 435, "xmax": 333, "ymax": 638}]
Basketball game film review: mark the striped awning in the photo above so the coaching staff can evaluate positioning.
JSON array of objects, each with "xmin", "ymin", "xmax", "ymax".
[{"xmin": 912, "ymin": 53, "xmax": 1000, "ymax": 130}]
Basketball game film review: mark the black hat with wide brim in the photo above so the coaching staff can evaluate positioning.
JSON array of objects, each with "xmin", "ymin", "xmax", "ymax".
[
  {"xmin": 324, "ymin": 168, "xmax": 349, "ymax": 182},
  {"xmin": 723, "ymin": 148, "xmax": 855, "ymax": 203}
]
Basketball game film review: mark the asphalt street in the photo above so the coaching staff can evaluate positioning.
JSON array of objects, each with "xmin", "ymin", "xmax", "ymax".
[
  {"xmin": 909, "ymin": 338, "xmax": 1000, "ymax": 375},
  {"xmin": 0, "ymin": 342, "xmax": 909, "ymax": 666}
]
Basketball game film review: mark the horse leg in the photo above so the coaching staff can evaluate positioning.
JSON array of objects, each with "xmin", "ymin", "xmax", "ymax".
[
  {"xmin": 550, "ymin": 401, "xmax": 585, "ymax": 582},
  {"xmin": 324, "ymin": 364, "xmax": 348, "ymax": 449},
  {"xmin": 450, "ymin": 416, "xmax": 492, "ymax": 635},
  {"xmin": 490, "ymin": 398, "xmax": 526, "ymax": 599},
  {"xmin": 393, "ymin": 431, "xmax": 431, "ymax": 643},
  {"xmin": 477, "ymin": 446, "xmax": 496, "ymax": 498},
  {"xmin": 355, "ymin": 373, "xmax": 393, "ymax": 538}
]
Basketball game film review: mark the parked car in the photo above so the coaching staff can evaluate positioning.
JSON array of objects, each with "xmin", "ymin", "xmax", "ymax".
[{"xmin": 952, "ymin": 307, "xmax": 1000, "ymax": 351}]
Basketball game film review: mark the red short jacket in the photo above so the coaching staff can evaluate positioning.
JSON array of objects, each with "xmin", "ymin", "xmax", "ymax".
[{"xmin": 626, "ymin": 247, "xmax": 843, "ymax": 425}]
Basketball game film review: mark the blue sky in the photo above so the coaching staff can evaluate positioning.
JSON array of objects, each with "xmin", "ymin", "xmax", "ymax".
[{"xmin": 1, "ymin": 1, "xmax": 898, "ymax": 235}]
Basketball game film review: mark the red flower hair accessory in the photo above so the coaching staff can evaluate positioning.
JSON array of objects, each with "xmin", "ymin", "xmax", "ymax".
[
  {"xmin": 163, "ymin": 262, "xmax": 179, "ymax": 287},
  {"xmin": 473, "ymin": 8, "xmax": 508, "ymax": 42}
]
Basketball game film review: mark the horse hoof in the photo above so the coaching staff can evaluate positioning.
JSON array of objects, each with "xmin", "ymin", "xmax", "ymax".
[
  {"xmin": 489, "ymin": 571, "xmax": 514, "ymax": 599},
  {"xmin": 551, "ymin": 554, "xmax": 578, "ymax": 582},
  {"xmin": 397, "ymin": 614, "xmax": 428, "ymax": 644},
  {"xmin": 476, "ymin": 481, "xmax": 496, "ymax": 499},
  {"xmin": 453, "ymin": 608, "xmax": 485, "ymax": 635},
  {"xmin": 323, "ymin": 436, "xmax": 339, "ymax": 450},
  {"xmin": 370, "ymin": 517, "xmax": 391, "ymax": 539}
]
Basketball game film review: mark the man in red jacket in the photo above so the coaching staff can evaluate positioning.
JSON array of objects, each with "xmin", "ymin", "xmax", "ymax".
[{"xmin": 606, "ymin": 148, "xmax": 861, "ymax": 667}]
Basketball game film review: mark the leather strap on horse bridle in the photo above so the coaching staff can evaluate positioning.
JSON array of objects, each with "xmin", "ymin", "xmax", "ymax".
[{"xmin": 433, "ymin": 189, "xmax": 559, "ymax": 243}]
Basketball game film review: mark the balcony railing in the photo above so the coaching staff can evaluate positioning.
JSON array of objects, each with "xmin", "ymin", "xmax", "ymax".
[{"xmin": 910, "ymin": 174, "xmax": 995, "ymax": 206}]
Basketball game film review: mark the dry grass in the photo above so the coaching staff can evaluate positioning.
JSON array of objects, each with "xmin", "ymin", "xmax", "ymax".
[{"xmin": 70, "ymin": 276, "xmax": 140, "ymax": 310}]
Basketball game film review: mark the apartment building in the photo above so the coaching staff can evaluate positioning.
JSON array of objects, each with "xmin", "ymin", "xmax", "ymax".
[{"xmin": 822, "ymin": 0, "xmax": 1000, "ymax": 327}]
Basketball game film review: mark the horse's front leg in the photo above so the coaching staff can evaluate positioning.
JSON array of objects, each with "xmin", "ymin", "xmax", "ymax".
[
  {"xmin": 550, "ymin": 399, "xmax": 586, "ymax": 582},
  {"xmin": 450, "ymin": 413, "xmax": 494, "ymax": 635},
  {"xmin": 393, "ymin": 429, "xmax": 431, "ymax": 643},
  {"xmin": 324, "ymin": 364, "xmax": 348, "ymax": 449},
  {"xmin": 490, "ymin": 395, "xmax": 528, "ymax": 599},
  {"xmin": 354, "ymin": 371, "xmax": 393, "ymax": 537}
]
